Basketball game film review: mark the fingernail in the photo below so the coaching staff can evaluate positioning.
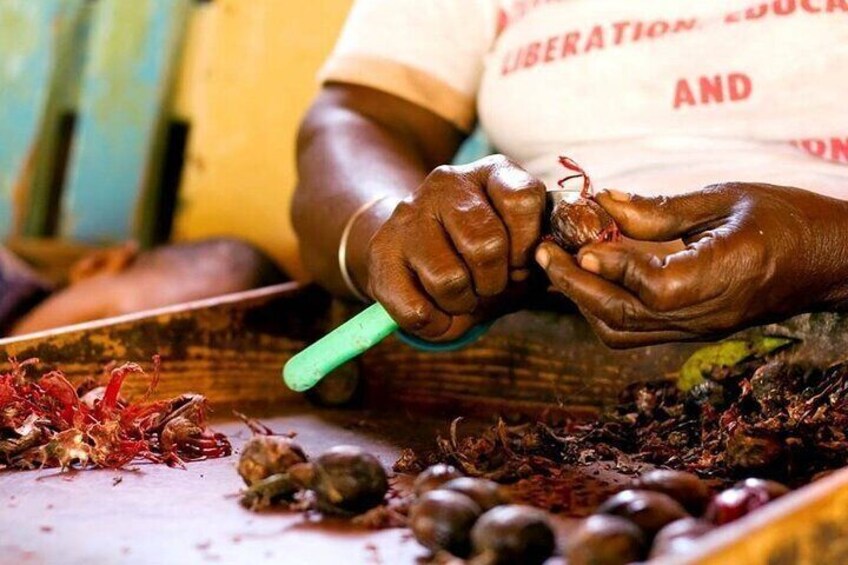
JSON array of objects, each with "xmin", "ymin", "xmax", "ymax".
[
  {"xmin": 535, "ymin": 248, "xmax": 550, "ymax": 269},
  {"xmin": 579, "ymin": 253, "xmax": 601, "ymax": 274},
  {"xmin": 606, "ymin": 189, "xmax": 631, "ymax": 202}
]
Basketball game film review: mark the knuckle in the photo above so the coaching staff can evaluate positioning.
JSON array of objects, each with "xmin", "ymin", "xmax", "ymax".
[
  {"xmin": 423, "ymin": 168, "xmax": 477, "ymax": 203},
  {"xmin": 468, "ymin": 234, "xmax": 508, "ymax": 265},
  {"xmin": 432, "ymin": 267, "xmax": 471, "ymax": 297},
  {"xmin": 703, "ymin": 182, "xmax": 744, "ymax": 200},
  {"xmin": 389, "ymin": 200, "xmax": 417, "ymax": 223},
  {"xmin": 480, "ymin": 153, "xmax": 511, "ymax": 169},
  {"xmin": 427, "ymin": 165, "xmax": 457, "ymax": 184},
  {"xmin": 505, "ymin": 184, "xmax": 546, "ymax": 215},
  {"xmin": 395, "ymin": 301, "xmax": 436, "ymax": 331}
]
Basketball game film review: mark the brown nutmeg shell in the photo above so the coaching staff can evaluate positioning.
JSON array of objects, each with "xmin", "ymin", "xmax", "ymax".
[{"xmin": 550, "ymin": 197, "xmax": 618, "ymax": 253}]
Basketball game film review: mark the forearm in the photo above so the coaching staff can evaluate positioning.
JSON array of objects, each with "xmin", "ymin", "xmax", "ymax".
[{"xmin": 292, "ymin": 85, "xmax": 461, "ymax": 297}]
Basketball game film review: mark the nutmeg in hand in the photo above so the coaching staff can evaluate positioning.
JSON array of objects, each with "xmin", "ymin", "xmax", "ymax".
[{"xmin": 549, "ymin": 198, "xmax": 619, "ymax": 253}]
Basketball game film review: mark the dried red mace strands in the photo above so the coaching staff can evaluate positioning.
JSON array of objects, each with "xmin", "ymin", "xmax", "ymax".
[
  {"xmin": 0, "ymin": 356, "xmax": 231, "ymax": 470},
  {"xmin": 549, "ymin": 156, "xmax": 621, "ymax": 253},
  {"xmin": 558, "ymin": 155, "xmax": 594, "ymax": 197}
]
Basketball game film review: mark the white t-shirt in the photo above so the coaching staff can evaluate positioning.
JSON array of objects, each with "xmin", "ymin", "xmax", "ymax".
[{"xmin": 321, "ymin": 0, "xmax": 848, "ymax": 198}]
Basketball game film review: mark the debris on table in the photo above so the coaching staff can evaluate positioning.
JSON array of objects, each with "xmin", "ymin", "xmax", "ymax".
[
  {"xmin": 397, "ymin": 342, "xmax": 848, "ymax": 508},
  {"xmin": 390, "ymin": 342, "xmax": 834, "ymax": 561},
  {"xmin": 0, "ymin": 356, "xmax": 231, "ymax": 470}
]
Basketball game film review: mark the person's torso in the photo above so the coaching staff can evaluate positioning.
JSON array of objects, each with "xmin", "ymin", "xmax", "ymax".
[{"xmin": 478, "ymin": 0, "xmax": 848, "ymax": 196}]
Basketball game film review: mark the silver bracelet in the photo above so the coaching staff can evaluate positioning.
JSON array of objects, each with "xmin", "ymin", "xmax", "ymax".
[{"xmin": 338, "ymin": 195, "xmax": 392, "ymax": 302}]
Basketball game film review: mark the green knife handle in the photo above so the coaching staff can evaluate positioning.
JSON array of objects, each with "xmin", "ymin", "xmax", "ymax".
[{"xmin": 283, "ymin": 303, "xmax": 398, "ymax": 392}]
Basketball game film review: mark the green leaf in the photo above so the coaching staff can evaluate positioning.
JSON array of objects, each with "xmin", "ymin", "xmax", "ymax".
[
  {"xmin": 751, "ymin": 336, "xmax": 796, "ymax": 357},
  {"xmin": 677, "ymin": 337, "xmax": 796, "ymax": 392}
]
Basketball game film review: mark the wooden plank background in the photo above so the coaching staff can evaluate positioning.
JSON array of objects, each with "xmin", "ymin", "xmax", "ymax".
[
  {"xmin": 60, "ymin": 0, "xmax": 191, "ymax": 244},
  {"xmin": 0, "ymin": 0, "xmax": 87, "ymax": 239},
  {"xmin": 1, "ymin": 0, "xmax": 354, "ymax": 283},
  {"xmin": 0, "ymin": 284, "xmax": 330, "ymax": 409}
]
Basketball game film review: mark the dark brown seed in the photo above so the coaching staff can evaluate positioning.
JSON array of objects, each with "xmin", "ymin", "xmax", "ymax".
[
  {"xmin": 633, "ymin": 470, "xmax": 711, "ymax": 515},
  {"xmin": 410, "ymin": 490, "xmax": 482, "ymax": 557},
  {"xmin": 650, "ymin": 518, "xmax": 714, "ymax": 558},
  {"xmin": 237, "ymin": 436, "xmax": 308, "ymax": 486},
  {"xmin": 442, "ymin": 477, "xmax": 509, "ymax": 512},
  {"xmin": 470, "ymin": 505, "xmax": 555, "ymax": 565},
  {"xmin": 310, "ymin": 445, "xmax": 389, "ymax": 515},
  {"xmin": 567, "ymin": 514, "xmax": 646, "ymax": 565},
  {"xmin": 550, "ymin": 198, "xmax": 617, "ymax": 253},
  {"xmin": 413, "ymin": 464, "xmax": 464, "ymax": 497},
  {"xmin": 595, "ymin": 489, "xmax": 689, "ymax": 539}
]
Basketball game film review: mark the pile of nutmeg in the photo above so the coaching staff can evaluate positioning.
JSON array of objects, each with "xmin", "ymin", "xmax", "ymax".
[
  {"xmin": 567, "ymin": 470, "xmax": 788, "ymax": 564},
  {"xmin": 408, "ymin": 465, "xmax": 789, "ymax": 564},
  {"xmin": 409, "ymin": 464, "xmax": 555, "ymax": 564},
  {"xmin": 236, "ymin": 433, "xmax": 789, "ymax": 564}
]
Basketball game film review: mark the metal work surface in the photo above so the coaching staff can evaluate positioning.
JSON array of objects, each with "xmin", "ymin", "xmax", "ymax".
[
  {"xmin": 0, "ymin": 408, "xmax": 431, "ymax": 565},
  {"xmin": 5, "ymin": 284, "xmax": 848, "ymax": 564}
]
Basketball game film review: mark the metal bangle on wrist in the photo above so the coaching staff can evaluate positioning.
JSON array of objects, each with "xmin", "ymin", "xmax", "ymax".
[{"xmin": 337, "ymin": 195, "xmax": 392, "ymax": 302}]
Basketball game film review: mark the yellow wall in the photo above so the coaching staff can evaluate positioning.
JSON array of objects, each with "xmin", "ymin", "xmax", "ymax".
[{"xmin": 172, "ymin": 0, "xmax": 353, "ymax": 281}]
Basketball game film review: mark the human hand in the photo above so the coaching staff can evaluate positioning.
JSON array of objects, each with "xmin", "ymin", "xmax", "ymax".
[
  {"xmin": 535, "ymin": 183, "xmax": 848, "ymax": 347},
  {"xmin": 366, "ymin": 155, "xmax": 546, "ymax": 341}
]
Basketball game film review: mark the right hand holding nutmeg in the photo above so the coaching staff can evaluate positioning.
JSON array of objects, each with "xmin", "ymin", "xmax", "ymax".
[{"xmin": 366, "ymin": 155, "xmax": 546, "ymax": 341}]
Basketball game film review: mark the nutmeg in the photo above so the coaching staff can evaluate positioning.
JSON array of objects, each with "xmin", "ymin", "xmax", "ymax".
[{"xmin": 549, "ymin": 198, "xmax": 618, "ymax": 253}]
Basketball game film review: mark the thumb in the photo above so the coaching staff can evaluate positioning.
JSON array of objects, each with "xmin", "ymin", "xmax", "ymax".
[{"xmin": 595, "ymin": 187, "xmax": 736, "ymax": 241}]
